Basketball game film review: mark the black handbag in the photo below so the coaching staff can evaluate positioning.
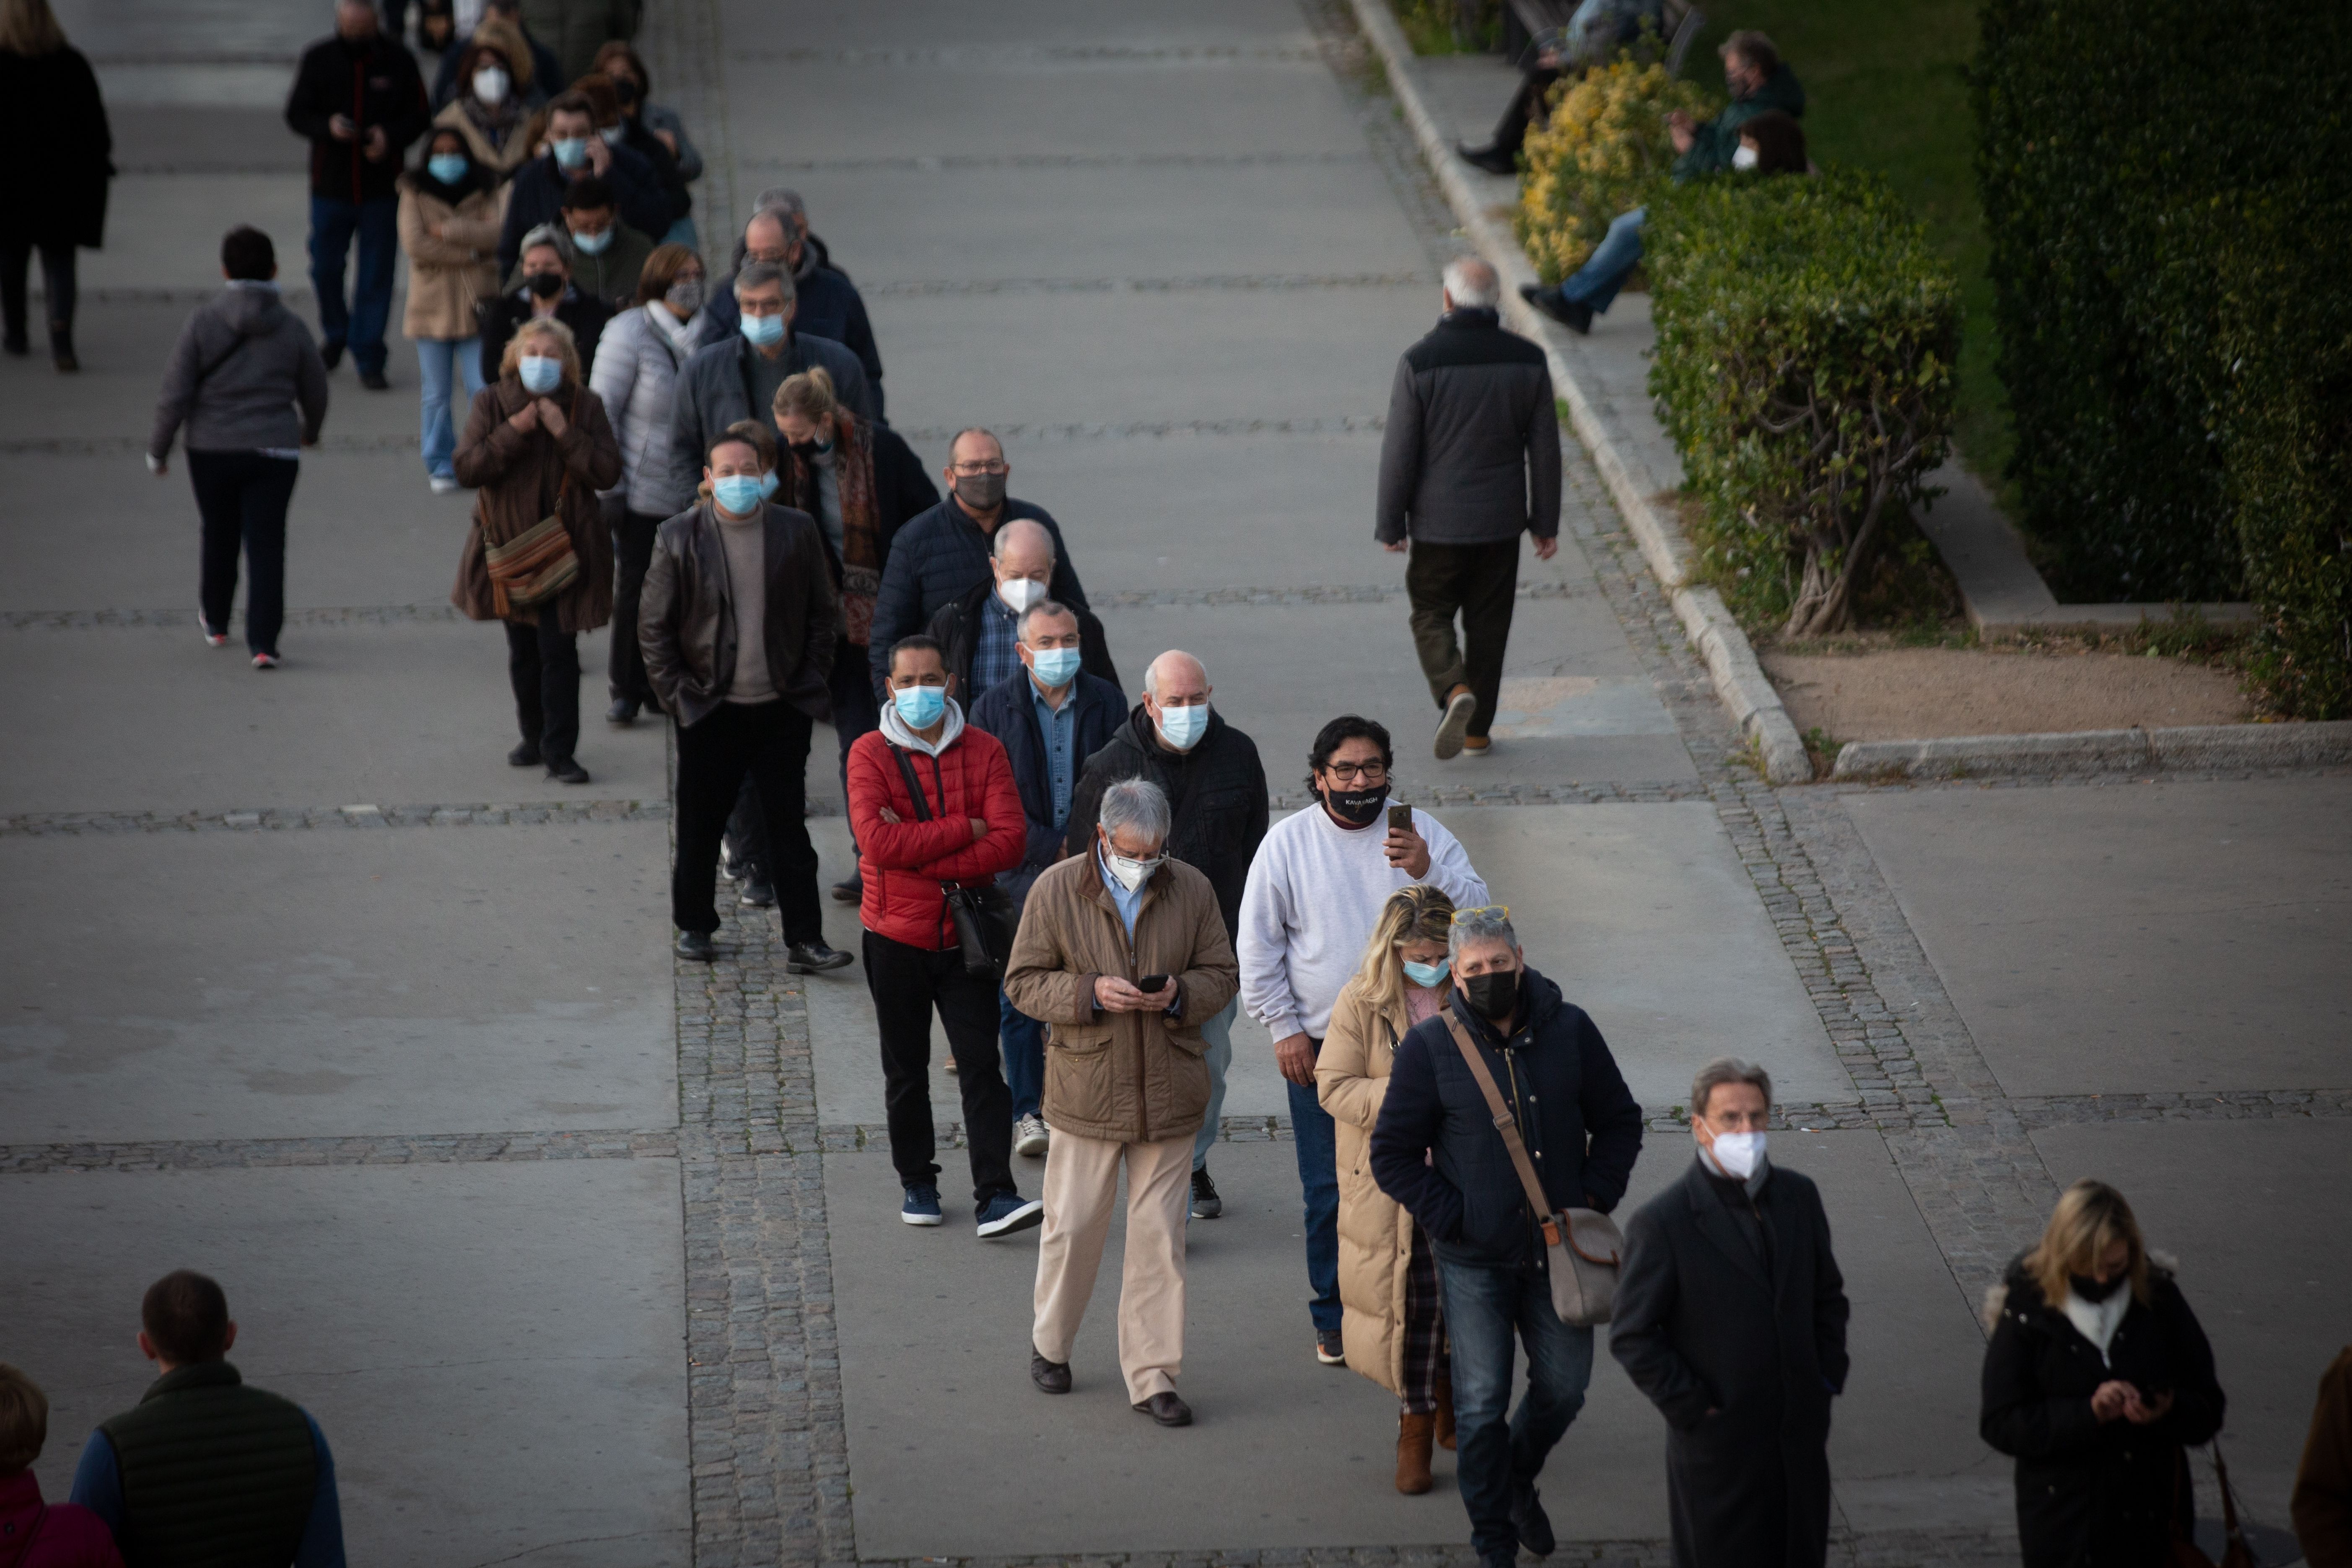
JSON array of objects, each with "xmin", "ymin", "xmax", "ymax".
[{"xmin": 889, "ymin": 745, "xmax": 1019, "ymax": 978}]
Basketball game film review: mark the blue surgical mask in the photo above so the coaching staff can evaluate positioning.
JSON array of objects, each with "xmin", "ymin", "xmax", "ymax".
[
  {"xmin": 1155, "ymin": 701, "xmax": 1208, "ymax": 751},
  {"xmin": 757, "ymin": 470, "xmax": 779, "ymax": 500},
  {"xmin": 711, "ymin": 474, "xmax": 764, "ymax": 514},
  {"xmin": 893, "ymin": 684, "xmax": 946, "ymax": 727},
  {"xmin": 1028, "ymin": 647, "xmax": 1081, "ymax": 688},
  {"xmin": 426, "ymin": 153, "xmax": 469, "ymax": 184},
  {"xmin": 517, "ymin": 354, "xmax": 561, "ymax": 394},
  {"xmin": 1402, "ymin": 956, "xmax": 1451, "ymax": 989},
  {"xmin": 570, "ymin": 226, "xmax": 612, "ymax": 256},
  {"xmin": 551, "ymin": 137, "xmax": 589, "ymax": 169},
  {"xmin": 739, "ymin": 312, "xmax": 785, "ymax": 347}
]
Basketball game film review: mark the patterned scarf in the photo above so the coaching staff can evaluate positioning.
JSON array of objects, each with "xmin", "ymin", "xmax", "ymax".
[{"xmin": 794, "ymin": 409, "xmax": 882, "ymax": 644}]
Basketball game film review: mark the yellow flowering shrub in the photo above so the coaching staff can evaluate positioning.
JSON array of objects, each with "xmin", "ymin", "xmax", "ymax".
[{"xmin": 1514, "ymin": 58, "xmax": 1715, "ymax": 281}]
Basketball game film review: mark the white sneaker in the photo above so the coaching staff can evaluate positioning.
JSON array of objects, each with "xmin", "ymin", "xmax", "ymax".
[
  {"xmin": 1014, "ymin": 1114, "xmax": 1049, "ymax": 1157},
  {"xmin": 1434, "ymin": 687, "xmax": 1477, "ymax": 760},
  {"xmin": 428, "ymin": 474, "xmax": 460, "ymax": 495}
]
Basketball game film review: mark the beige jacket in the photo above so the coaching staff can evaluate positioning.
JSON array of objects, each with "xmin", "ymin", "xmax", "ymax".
[
  {"xmin": 1004, "ymin": 850, "xmax": 1239, "ymax": 1146},
  {"xmin": 1317, "ymin": 975, "xmax": 1433, "ymax": 1398},
  {"xmin": 397, "ymin": 176, "xmax": 507, "ymax": 342}
]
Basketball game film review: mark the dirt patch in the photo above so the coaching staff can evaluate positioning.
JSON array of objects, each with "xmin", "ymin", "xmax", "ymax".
[{"xmin": 1763, "ymin": 645, "xmax": 2253, "ymax": 743}]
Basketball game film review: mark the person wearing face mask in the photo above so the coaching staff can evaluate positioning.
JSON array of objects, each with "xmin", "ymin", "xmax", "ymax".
[
  {"xmin": 496, "ymin": 174, "xmax": 648, "ymax": 308},
  {"xmin": 475, "ymin": 225, "xmax": 609, "ymax": 385},
  {"xmin": 493, "ymin": 90, "xmax": 661, "ymax": 277},
  {"xmin": 1978, "ymin": 1179, "xmax": 2225, "ymax": 1568},
  {"xmin": 1005, "ymin": 777, "xmax": 1239, "ymax": 1427},
  {"xmin": 1239, "ymin": 715, "xmax": 1489, "ymax": 1368},
  {"xmin": 1370, "ymin": 906, "xmax": 1643, "ymax": 1568},
  {"xmin": 451, "ymin": 316, "xmax": 621, "ymax": 783},
  {"xmin": 591, "ymin": 43, "xmax": 700, "ymax": 247},
  {"xmin": 429, "ymin": 33, "xmax": 540, "ymax": 176},
  {"xmin": 285, "ymin": 0, "xmax": 430, "ymax": 390},
  {"xmin": 1318, "ymin": 883, "xmax": 1461, "ymax": 1495},
  {"xmin": 1609, "ymin": 1057, "xmax": 1848, "ymax": 1568},
  {"xmin": 398, "ymin": 129, "xmax": 507, "ymax": 494},
  {"xmin": 845, "ymin": 635, "xmax": 1040, "ymax": 1237},
  {"xmin": 1063, "ymin": 650, "xmax": 1267, "ymax": 1217},
  {"xmin": 428, "ymin": 0, "xmax": 558, "ymax": 114},
  {"xmin": 926, "ymin": 519, "xmax": 1120, "ymax": 711},
  {"xmin": 966, "ymin": 600, "xmax": 1128, "ymax": 1159},
  {"xmin": 703, "ymin": 203, "xmax": 882, "ymax": 416}
]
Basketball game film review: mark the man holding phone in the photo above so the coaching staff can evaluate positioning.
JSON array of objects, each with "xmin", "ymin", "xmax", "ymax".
[{"xmin": 1238, "ymin": 715, "xmax": 1490, "ymax": 1367}]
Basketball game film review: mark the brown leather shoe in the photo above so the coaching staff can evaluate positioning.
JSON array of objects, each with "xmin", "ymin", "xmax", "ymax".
[
  {"xmin": 1434, "ymin": 1369, "xmax": 1457, "ymax": 1451},
  {"xmin": 1132, "ymin": 1390, "xmax": 1193, "ymax": 1427},
  {"xmin": 1396, "ymin": 1410, "xmax": 1436, "ymax": 1493}
]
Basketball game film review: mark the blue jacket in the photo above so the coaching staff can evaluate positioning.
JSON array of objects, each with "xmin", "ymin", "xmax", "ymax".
[
  {"xmin": 1370, "ymin": 969, "xmax": 1644, "ymax": 1270},
  {"xmin": 867, "ymin": 495, "xmax": 1094, "ymax": 695},
  {"xmin": 496, "ymin": 146, "xmax": 668, "ymax": 277},
  {"xmin": 967, "ymin": 668, "xmax": 1126, "ymax": 897},
  {"xmin": 705, "ymin": 262, "xmax": 884, "ymax": 420}
]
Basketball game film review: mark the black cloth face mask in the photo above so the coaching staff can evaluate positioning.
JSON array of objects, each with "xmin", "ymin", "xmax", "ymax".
[
  {"xmin": 787, "ymin": 438, "xmax": 823, "ymax": 461},
  {"xmin": 954, "ymin": 471, "xmax": 1006, "ymax": 511},
  {"xmin": 1320, "ymin": 780, "xmax": 1386, "ymax": 828},
  {"xmin": 1463, "ymin": 968, "xmax": 1519, "ymax": 1022},
  {"xmin": 2069, "ymin": 1271, "xmax": 2127, "ymax": 1303},
  {"xmin": 526, "ymin": 271, "xmax": 564, "ymax": 300}
]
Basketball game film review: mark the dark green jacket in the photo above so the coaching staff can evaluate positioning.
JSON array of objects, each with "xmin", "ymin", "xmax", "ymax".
[
  {"xmin": 97, "ymin": 1361, "xmax": 319, "ymax": 1568},
  {"xmin": 1673, "ymin": 63, "xmax": 1806, "ymax": 180}
]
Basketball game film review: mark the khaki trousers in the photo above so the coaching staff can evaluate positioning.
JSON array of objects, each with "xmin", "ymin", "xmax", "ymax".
[{"xmin": 1031, "ymin": 1128, "xmax": 1193, "ymax": 1402}]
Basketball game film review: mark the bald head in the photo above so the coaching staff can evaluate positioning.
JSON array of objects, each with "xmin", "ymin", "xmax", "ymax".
[
  {"xmin": 991, "ymin": 517, "xmax": 1054, "ymax": 568},
  {"xmin": 1442, "ymin": 255, "xmax": 1499, "ymax": 311},
  {"xmin": 1144, "ymin": 650, "xmax": 1206, "ymax": 701}
]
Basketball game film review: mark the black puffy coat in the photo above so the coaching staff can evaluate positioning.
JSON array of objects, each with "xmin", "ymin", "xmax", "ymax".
[
  {"xmin": 0, "ymin": 46, "xmax": 112, "ymax": 247},
  {"xmin": 1063, "ymin": 705, "xmax": 1268, "ymax": 943},
  {"xmin": 284, "ymin": 31, "xmax": 430, "ymax": 204},
  {"xmin": 1979, "ymin": 1255, "xmax": 2224, "ymax": 1568},
  {"xmin": 475, "ymin": 286, "xmax": 612, "ymax": 386},
  {"xmin": 866, "ymin": 496, "xmax": 1093, "ymax": 695}
]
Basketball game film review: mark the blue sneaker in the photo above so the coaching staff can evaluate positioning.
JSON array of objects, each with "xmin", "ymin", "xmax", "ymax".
[
  {"xmin": 901, "ymin": 1184, "xmax": 943, "ymax": 1226},
  {"xmin": 975, "ymin": 1191, "xmax": 1044, "ymax": 1239}
]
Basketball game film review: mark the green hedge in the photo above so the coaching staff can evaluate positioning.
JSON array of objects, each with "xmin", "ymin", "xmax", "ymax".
[{"xmin": 1648, "ymin": 172, "xmax": 1961, "ymax": 635}]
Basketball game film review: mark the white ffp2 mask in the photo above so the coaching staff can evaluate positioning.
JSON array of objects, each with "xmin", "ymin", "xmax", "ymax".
[{"xmin": 1709, "ymin": 1130, "xmax": 1766, "ymax": 1179}]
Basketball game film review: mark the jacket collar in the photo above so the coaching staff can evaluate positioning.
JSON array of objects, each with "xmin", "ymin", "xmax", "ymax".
[
  {"xmin": 880, "ymin": 695, "xmax": 965, "ymax": 755},
  {"xmin": 1678, "ymin": 1155, "xmax": 1774, "ymax": 1292},
  {"xmin": 1120, "ymin": 701, "xmax": 1220, "ymax": 764},
  {"xmin": 1448, "ymin": 966, "xmax": 1561, "ymax": 1047},
  {"xmin": 1440, "ymin": 306, "xmax": 1501, "ymax": 330},
  {"xmin": 1076, "ymin": 839, "xmax": 1175, "ymax": 909},
  {"xmin": 142, "ymin": 1359, "xmax": 242, "ymax": 1403}
]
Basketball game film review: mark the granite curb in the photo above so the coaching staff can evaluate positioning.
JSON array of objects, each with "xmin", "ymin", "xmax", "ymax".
[
  {"xmin": 1342, "ymin": 0, "xmax": 1810, "ymax": 786},
  {"xmin": 1831, "ymin": 720, "xmax": 2352, "ymax": 781}
]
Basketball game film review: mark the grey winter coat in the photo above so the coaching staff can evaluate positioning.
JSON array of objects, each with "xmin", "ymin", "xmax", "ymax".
[
  {"xmin": 148, "ymin": 285, "xmax": 330, "ymax": 460},
  {"xmin": 664, "ymin": 330, "xmax": 873, "ymax": 507},
  {"xmin": 1374, "ymin": 307, "xmax": 1561, "ymax": 547},
  {"xmin": 589, "ymin": 302, "xmax": 718, "ymax": 515}
]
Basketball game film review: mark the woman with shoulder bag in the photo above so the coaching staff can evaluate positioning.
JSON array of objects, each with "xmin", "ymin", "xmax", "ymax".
[
  {"xmin": 1318, "ymin": 882, "xmax": 1460, "ymax": 1495},
  {"xmin": 452, "ymin": 316, "xmax": 621, "ymax": 783},
  {"xmin": 1980, "ymin": 1179, "xmax": 2227, "ymax": 1568}
]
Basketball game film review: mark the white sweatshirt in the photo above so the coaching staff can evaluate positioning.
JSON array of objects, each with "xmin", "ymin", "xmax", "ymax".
[{"xmin": 1237, "ymin": 803, "xmax": 1489, "ymax": 1042}]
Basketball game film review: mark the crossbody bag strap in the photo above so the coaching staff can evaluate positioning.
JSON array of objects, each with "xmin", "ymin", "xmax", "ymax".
[
  {"xmin": 1442, "ymin": 1011, "xmax": 1561, "ymax": 1247},
  {"xmin": 888, "ymin": 744, "xmax": 934, "ymax": 822}
]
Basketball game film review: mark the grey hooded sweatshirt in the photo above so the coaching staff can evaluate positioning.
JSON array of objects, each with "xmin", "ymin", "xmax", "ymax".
[{"xmin": 148, "ymin": 284, "xmax": 331, "ymax": 460}]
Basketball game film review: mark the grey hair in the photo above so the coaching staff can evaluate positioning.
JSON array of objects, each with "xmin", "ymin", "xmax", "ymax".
[
  {"xmin": 1447, "ymin": 905, "xmax": 1517, "ymax": 960},
  {"xmin": 733, "ymin": 258, "xmax": 795, "ymax": 306},
  {"xmin": 1690, "ymin": 1057, "xmax": 1774, "ymax": 1118},
  {"xmin": 1098, "ymin": 777, "xmax": 1171, "ymax": 847},
  {"xmin": 1017, "ymin": 599, "xmax": 1077, "ymax": 641},
  {"xmin": 752, "ymin": 186, "xmax": 806, "ymax": 223},
  {"xmin": 518, "ymin": 223, "xmax": 573, "ymax": 267},
  {"xmin": 1443, "ymin": 255, "xmax": 1500, "ymax": 309},
  {"xmin": 950, "ymin": 426, "xmax": 1003, "ymax": 464},
  {"xmin": 990, "ymin": 516, "xmax": 1054, "ymax": 561}
]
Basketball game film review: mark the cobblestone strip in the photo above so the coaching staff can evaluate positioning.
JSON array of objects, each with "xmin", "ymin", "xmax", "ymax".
[
  {"xmin": 0, "ymin": 801, "xmax": 666, "ymax": 835},
  {"xmin": 0, "ymin": 1130, "xmax": 675, "ymax": 1174}
]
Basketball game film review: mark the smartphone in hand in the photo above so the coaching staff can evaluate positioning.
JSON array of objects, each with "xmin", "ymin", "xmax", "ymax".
[
  {"xmin": 1387, "ymin": 803, "xmax": 1413, "ymax": 832},
  {"xmin": 1136, "ymin": 974, "xmax": 1172, "ymax": 993}
]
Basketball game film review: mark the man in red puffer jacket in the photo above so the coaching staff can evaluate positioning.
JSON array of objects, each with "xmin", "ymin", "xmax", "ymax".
[{"xmin": 849, "ymin": 632, "xmax": 1043, "ymax": 1238}]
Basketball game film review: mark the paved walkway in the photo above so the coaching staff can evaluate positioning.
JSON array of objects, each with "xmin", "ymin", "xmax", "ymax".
[{"xmin": 4, "ymin": 2, "xmax": 2347, "ymax": 1565}]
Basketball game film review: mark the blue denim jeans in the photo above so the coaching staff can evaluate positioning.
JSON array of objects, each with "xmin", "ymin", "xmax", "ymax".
[
  {"xmin": 1559, "ymin": 205, "xmax": 1647, "ymax": 314},
  {"xmin": 1287, "ymin": 1042, "xmax": 1342, "ymax": 1334},
  {"xmin": 1438, "ymin": 1255, "xmax": 1596, "ymax": 1565},
  {"xmin": 999, "ymin": 989, "xmax": 1046, "ymax": 1122},
  {"xmin": 1191, "ymin": 997, "xmax": 1236, "ymax": 1172},
  {"xmin": 308, "ymin": 195, "xmax": 398, "ymax": 373},
  {"xmin": 416, "ymin": 337, "xmax": 486, "ymax": 479}
]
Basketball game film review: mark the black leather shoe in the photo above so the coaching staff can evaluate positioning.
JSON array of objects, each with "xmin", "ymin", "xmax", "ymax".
[
  {"xmin": 739, "ymin": 880, "xmax": 775, "ymax": 908},
  {"xmin": 320, "ymin": 342, "xmax": 344, "ymax": 371},
  {"xmin": 545, "ymin": 757, "xmax": 590, "ymax": 785},
  {"xmin": 1510, "ymin": 1478, "xmax": 1556, "ymax": 1556},
  {"xmin": 1132, "ymin": 1391, "xmax": 1193, "ymax": 1427},
  {"xmin": 1031, "ymin": 1347, "xmax": 1071, "ymax": 1394},
  {"xmin": 830, "ymin": 873, "xmax": 862, "ymax": 903},
  {"xmin": 507, "ymin": 739, "xmax": 541, "ymax": 767},
  {"xmin": 606, "ymin": 697, "xmax": 639, "ymax": 725},
  {"xmin": 786, "ymin": 940, "xmax": 853, "ymax": 974},
  {"xmin": 1458, "ymin": 140, "xmax": 1518, "ymax": 175},
  {"xmin": 1520, "ymin": 282, "xmax": 1594, "ymax": 334},
  {"xmin": 358, "ymin": 366, "xmax": 390, "ymax": 390},
  {"xmin": 675, "ymin": 930, "xmax": 716, "ymax": 962}
]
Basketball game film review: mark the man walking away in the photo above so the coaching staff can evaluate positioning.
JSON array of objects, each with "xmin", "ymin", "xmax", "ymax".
[
  {"xmin": 967, "ymin": 598, "xmax": 1126, "ymax": 1159},
  {"xmin": 285, "ymin": 0, "xmax": 427, "ymax": 389},
  {"xmin": 1377, "ymin": 256, "xmax": 1560, "ymax": 761},
  {"xmin": 1065, "ymin": 650, "xmax": 1267, "ymax": 1219},
  {"xmin": 69, "ymin": 1270, "xmax": 347, "ymax": 1568},
  {"xmin": 1610, "ymin": 1057, "xmax": 1849, "ymax": 1568},
  {"xmin": 1007, "ymin": 778, "xmax": 1239, "ymax": 1427},
  {"xmin": 148, "ymin": 226, "xmax": 329, "ymax": 671},
  {"xmin": 847, "ymin": 634, "xmax": 1042, "ymax": 1238},
  {"xmin": 638, "ymin": 431, "xmax": 853, "ymax": 974},
  {"xmin": 1370, "ymin": 907, "xmax": 1643, "ymax": 1567},
  {"xmin": 1240, "ymin": 715, "xmax": 1489, "ymax": 1365}
]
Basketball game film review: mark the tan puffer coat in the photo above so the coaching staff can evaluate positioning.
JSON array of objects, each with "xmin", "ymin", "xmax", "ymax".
[
  {"xmin": 397, "ymin": 174, "xmax": 507, "ymax": 342},
  {"xmin": 1004, "ymin": 851, "xmax": 1239, "ymax": 1146},
  {"xmin": 1317, "ymin": 976, "xmax": 1433, "ymax": 1397}
]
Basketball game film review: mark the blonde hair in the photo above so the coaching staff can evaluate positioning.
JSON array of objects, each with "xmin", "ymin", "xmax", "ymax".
[
  {"xmin": 0, "ymin": 1363, "xmax": 48, "ymax": 1472},
  {"xmin": 2025, "ymin": 1179, "xmax": 2150, "ymax": 1308},
  {"xmin": 0, "ymin": 0, "xmax": 65, "ymax": 54},
  {"xmin": 499, "ymin": 317, "xmax": 579, "ymax": 382},
  {"xmin": 1347, "ymin": 883, "xmax": 1456, "ymax": 1018},
  {"xmin": 773, "ymin": 364, "xmax": 838, "ymax": 425}
]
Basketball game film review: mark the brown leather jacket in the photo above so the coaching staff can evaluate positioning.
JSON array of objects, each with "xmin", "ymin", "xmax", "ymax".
[
  {"xmin": 638, "ymin": 499, "xmax": 840, "ymax": 727},
  {"xmin": 1002, "ymin": 849, "xmax": 1239, "ymax": 1145}
]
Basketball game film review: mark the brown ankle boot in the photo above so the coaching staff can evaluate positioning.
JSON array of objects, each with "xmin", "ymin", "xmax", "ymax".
[
  {"xmin": 1395, "ymin": 1410, "xmax": 1435, "ymax": 1494},
  {"xmin": 1433, "ymin": 1370, "xmax": 1457, "ymax": 1451}
]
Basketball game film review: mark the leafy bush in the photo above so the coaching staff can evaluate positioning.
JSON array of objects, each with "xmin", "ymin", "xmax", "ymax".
[
  {"xmin": 1514, "ymin": 58, "xmax": 1712, "ymax": 282},
  {"xmin": 1395, "ymin": 0, "xmax": 1501, "ymax": 55},
  {"xmin": 1647, "ymin": 172, "xmax": 1962, "ymax": 635}
]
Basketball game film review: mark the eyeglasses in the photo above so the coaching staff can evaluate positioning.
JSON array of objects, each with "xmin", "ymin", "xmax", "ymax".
[
  {"xmin": 1450, "ymin": 905, "xmax": 1510, "ymax": 925},
  {"xmin": 1321, "ymin": 762, "xmax": 1388, "ymax": 783},
  {"xmin": 949, "ymin": 460, "xmax": 1009, "ymax": 476}
]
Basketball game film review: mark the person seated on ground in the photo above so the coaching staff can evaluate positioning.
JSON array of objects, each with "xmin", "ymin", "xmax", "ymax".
[
  {"xmin": 500, "ymin": 174, "xmax": 648, "ymax": 309},
  {"xmin": 593, "ymin": 42, "xmax": 701, "ymax": 246},
  {"xmin": 1667, "ymin": 29, "xmax": 1804, "ymax": 179},
  {"xmin": 429, "ymin": 0, "xmax": 559, "ymax": 111},
  {"xmin": 477, "ymin": 221, "xmax": 611, "ymax": 381},
  {"xmin": 1520, "ymin": 104, "xmax": 1805, "ymax": 336},
  {"xmin": 1457, "ymin": 0, "xmax": 1666, "ymax": 175},
  {"xmin": 0, "ymin": 1363, "xmax": 123, "ymax": 1568},
  {"xmin": 431, "ymin": 29, "xmax": 541, "ymax": 179}
]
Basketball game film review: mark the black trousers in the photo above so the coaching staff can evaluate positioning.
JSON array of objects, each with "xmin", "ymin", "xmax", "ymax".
[
  {"xmin": 608, "ymin": 505, "xmax": 665, "ymax": 704},
  {"xmin": 1486, "ymin": 65, "xmax": 1563, "ymax": 158},
  {"xmin": 1407, "ymin": 536, "xmax": 1520, "ymax": 738},
  {"xmin": 863, "ymin": 929, "xmax": 1017, "ymax": 1204},
  {"xmin": 1, "ymin": 238, "xmax": 76, "ymax": 338},
  {"xmin": 188, "ymin": 450, "xmax": 299, "ymax": 656},
  {"xmin": 729, "ymin": 636, "xmax": 879, "ymax": 879},
  {"xmin": 675, "ymin": 700, "xmax": 824, "ymax": 942},
  {"xmin": 503, "ymin": 615, "xmax": 580, "ymax": 764}
]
